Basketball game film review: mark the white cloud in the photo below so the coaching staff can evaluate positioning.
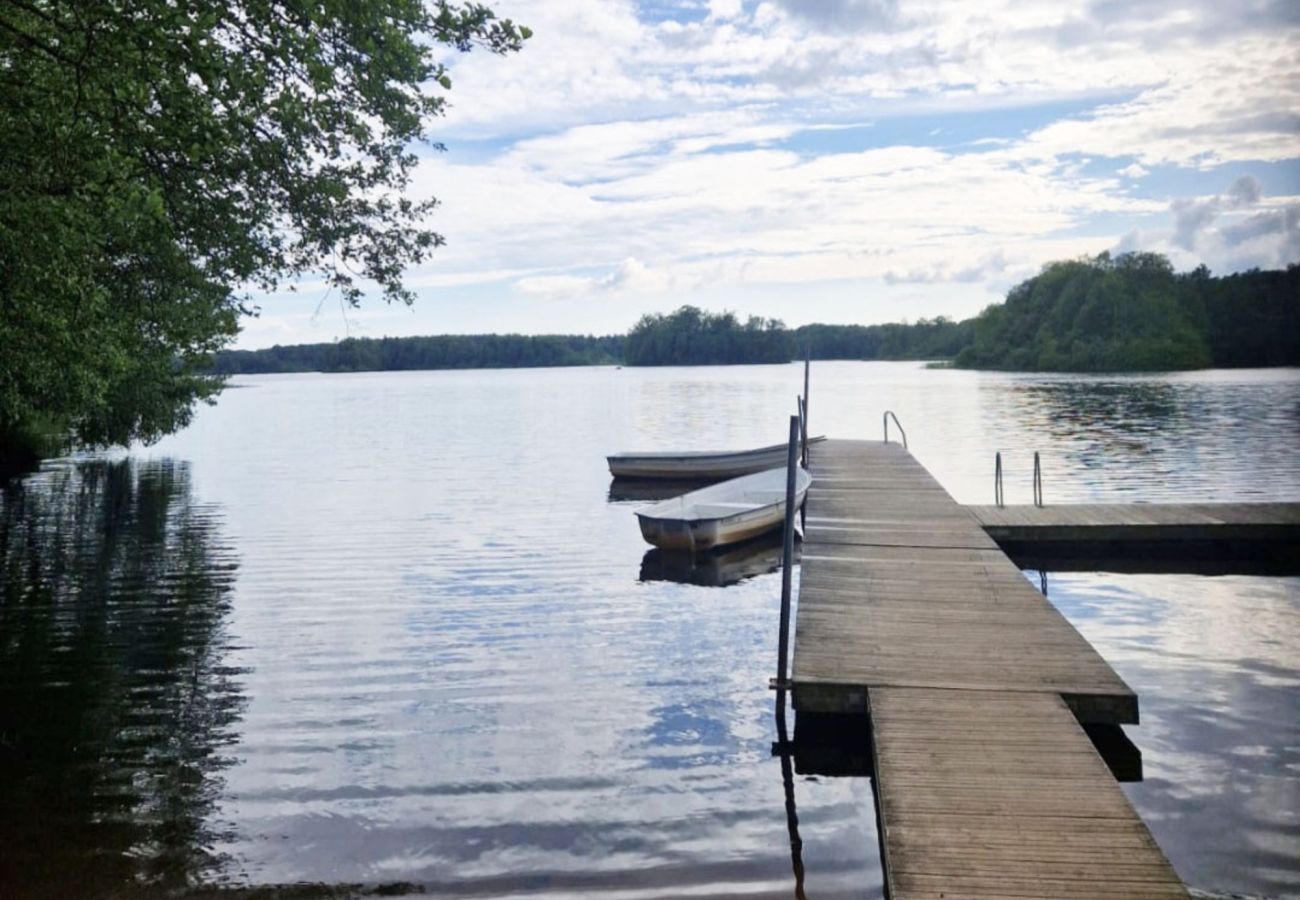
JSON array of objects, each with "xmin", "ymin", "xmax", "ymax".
[
  {"xmin": 768, "ymin": 0, "xmax": 901, "ymax": 32},
  {"xmin": 238, "ymin": 0, "xmax": 1300, "ymax": 347},
  {"xmin": 1225, "ymin": 174, "xmax": 1263, "ymax": 208},
  {"xmin": 1113, "ymin": 228, "xmax": 1145, "ymax": 255},
  {"xmin": 1221, "ymin": 208, "xmax": 1293, "ymax": 247},
  {"xmin": 708, "ymin": 0, "xmax": 745, "ymax": 20},
  {"xmin": 390, "ymin": 126, "xmax": 1176, "ymax": 333},
  {"xmin": 1008, "ymin": 35, "xmax": 1299, "ymax": 170},
  {"xmin": 1107, "ymin": 176, "xmax": 1299, "ymax": 273},
  {"xmin": 883, "ymin": 251, "xmax": 1012, "ymax": 286},
  {"xmin": 1172, "ymin": 197, "xmax": 1221, "ymax": 251},
  {"xmin": 515, "ymin": 257, "xmax": 675, "ymax": 297}
]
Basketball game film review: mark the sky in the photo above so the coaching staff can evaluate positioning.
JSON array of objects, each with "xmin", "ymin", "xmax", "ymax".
[{"xmin": 236, "ymin": 0, "xmax": 1300, "ymax": 349}]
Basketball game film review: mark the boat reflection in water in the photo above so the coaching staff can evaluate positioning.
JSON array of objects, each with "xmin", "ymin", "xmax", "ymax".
[
  {"xmin": 639, "ymin": 530, "xmax": 797, "ymax": 587},
  {"xmin": 608, "ymin": 477, "xmax": 710, "ymax": 503}
]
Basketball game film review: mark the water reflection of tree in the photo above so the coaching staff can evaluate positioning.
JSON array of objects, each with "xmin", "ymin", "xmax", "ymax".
[
  {"xmin": 1015, "ymin": 381, "xmax": 1186, "ymax": 440},
  {"xmin": 0, "ymin": 460, "xmax": 244, "ymax": 897},
  {"xmin": 997, "ymin": 381, "xmax": 1197, "ymax": 480}
]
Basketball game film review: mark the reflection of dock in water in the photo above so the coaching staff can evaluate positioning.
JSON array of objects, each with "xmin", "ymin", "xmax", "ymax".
[
  {"xmin": 639, "ymin": 531, "xmax": 795, "ymax": 587},
  {"xmin": 779, "ymin": 710, "xmax": 1142, "ymax": 782},
  {"xmin": 788, "ymin": 439, "xmax": 1190, "ymax": 899}
]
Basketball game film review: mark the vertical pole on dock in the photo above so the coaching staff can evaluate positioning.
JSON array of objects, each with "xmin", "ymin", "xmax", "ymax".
[
  {"xmin": 802, "ymin": 355, "xmax": 810, "ymax": 466},
  {"xmin": 1033, "ymin": 451, "xmax": 1043, "ymax": 507},
  {"xmin": 776, "ymin": 414, "xmax": 800, "ymax": 692},
  {"xmin": 797, "ymin": 395, "xmax": 806, "ymax": 458},
  {"xmin": 797, "ymin": 396, "xmax": 807, "ymax": 530},
  {"xmin": 995, "ymin": 451, "xmax": 1004, "ymax": 508}
]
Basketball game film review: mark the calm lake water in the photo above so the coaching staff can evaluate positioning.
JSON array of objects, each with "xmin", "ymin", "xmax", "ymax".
[{"xmin": 2, "ymin": 362, "xmax": 1298, "ymax": 899}]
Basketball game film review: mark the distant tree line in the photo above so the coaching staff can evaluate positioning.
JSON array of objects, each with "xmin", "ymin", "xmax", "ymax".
[
  {"xmin": 794, "ymin": 318, "xmax": 975, "ymax": 361},
  {"xmin": 213, "ymin": 334, "xmax": 623, "ymax": 374},
  {"xmin": 212, "ymin": 255, "xmax": 1298, "ymax": 375},
  {"xmin": 624, "ymin": 307, "xmax": 793, "ymax": 365},
  {"xmin": 954, "ymin": 253, "xmax": 1299, "ymax": 371},
  {"xmin": 212, "ymin": 309, "xmax": 975, "ymax": 375}
]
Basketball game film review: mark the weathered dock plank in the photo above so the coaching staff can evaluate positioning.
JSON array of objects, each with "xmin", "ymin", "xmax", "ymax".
[
  {"xmin": 872, "ymin": 687, "xmax": 1188, "ymax": 900},
  {"xmin": 792, "ymin": 440, "xmax": 1137, "ymax": 722}
]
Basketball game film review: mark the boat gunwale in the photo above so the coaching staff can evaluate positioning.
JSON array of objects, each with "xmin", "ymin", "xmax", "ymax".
[
  {"xmin": 635, "ymin": 468, "xmax": 813, "ymax": 525},
  {"xmin": 607, "ymin": 436, "xmax": 826, "ymax": 464}
]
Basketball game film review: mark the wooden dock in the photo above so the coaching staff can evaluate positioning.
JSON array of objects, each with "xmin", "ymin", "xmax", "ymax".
[
  {"xmin": 794, "ymin": 441, "xmax": 1138, "ymax": 723},
  {"xmin": 970, "ymin": 501, "xmax": 1300, "ymax": 535},
  {"xmin": 872, "ymin": 688, "xmax": 1186, "ymax": 899},
  {"xmin": 791, "ymin": 439, "xmax": 1188, "ymax": 898},
  {"xmin": 969, "ymin": 502, "xmax": 1300, "ymax": 573}
]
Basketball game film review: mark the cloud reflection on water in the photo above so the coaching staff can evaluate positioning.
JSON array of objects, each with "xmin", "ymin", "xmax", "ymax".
[{"xmin": 1046, "ymin": 572, "xmax": 1300, "ymax": 897}]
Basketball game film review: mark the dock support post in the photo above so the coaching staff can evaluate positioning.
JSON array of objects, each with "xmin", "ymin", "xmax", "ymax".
[{"xmin": 776, "ymin": 415, "xmax": 800, "ymax": 692}]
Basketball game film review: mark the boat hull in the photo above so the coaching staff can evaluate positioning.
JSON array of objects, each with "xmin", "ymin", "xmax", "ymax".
[
  {"xmin": 635, "ymin": 468, "xmax": 812, "ymax": 551},
  {"xmin": 608, "ymin": 437, "xmax": 824, "ymax": 480}
]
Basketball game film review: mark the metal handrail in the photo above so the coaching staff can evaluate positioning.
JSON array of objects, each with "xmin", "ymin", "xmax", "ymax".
[
  {"xmin": 995, "ymin": 451, "xmax": 1004, "ymax": 508},
  {"xmin": 1033, "ymin": 451, "xmax": 1043, "ymax": 507},
  {"xmin": 883, "ymin": 410, "xmax": 908, "ymax": 449}
]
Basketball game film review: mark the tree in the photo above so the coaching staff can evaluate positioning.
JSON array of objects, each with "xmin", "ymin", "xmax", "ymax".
[
  {"xmin": 0, "ymin": 0, "xmax": 529, "ymax": 461},
  {"xmin": 954, "ymin": 252, "xmax": 1215, "ymax": 372},
  {"xmin": 624, "ymin": 306, "xmax": 795, "ymax": 365}
]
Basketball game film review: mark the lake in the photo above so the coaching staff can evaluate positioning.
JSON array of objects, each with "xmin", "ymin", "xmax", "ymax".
[{"xmin": 1, "ymin": 362, "xmax": 1298, "ymax": 899}]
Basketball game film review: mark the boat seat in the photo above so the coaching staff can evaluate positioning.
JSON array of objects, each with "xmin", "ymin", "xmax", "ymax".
[{"xmin": 689, "ymin": 502, "xmax": 756, "ymax": 518}]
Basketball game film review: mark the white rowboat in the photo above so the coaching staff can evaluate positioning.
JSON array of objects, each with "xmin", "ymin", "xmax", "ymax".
[
  {"xmin": 608, "ymin": 437, "xmax": 825, "ymax": 480},
  {"xmin": 635, "ymin": 466, "xmax": 812, "ymax": 551}
]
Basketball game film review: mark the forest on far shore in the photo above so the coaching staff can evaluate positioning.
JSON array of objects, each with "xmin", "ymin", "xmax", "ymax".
[
  {"xmin": 954, "ymin": 253, "xmax": 1298, "ymax": 371},
  {"xmin": 214, "ymin": 254, "xmax": 1299, "ymax": 375}
]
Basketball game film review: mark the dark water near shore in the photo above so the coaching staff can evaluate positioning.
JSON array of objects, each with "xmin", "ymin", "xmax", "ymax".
[{"xmin": 2, "ymin": 362, "xmax": 1298, "ymax": 899}]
